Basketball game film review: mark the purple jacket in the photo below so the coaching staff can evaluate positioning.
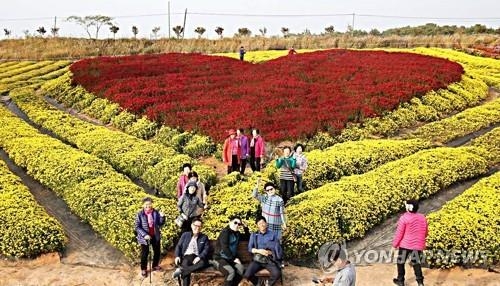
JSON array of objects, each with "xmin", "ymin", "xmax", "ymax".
[
  {"xmin": 135, "ymin": 209, "xmax": 166, "ymax": 245},
  {"xmin": 239, "ymin": 135, "xmax": 250, "ymax": 159}
]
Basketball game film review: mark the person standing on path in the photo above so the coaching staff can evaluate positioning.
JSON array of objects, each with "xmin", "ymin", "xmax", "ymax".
[
  {"xmin": 275, "ymin": 146, "xmax": 296, "ymax": 205},
  {"xmin": 177, "ymin": 163, "xmax": 192, "ymax": 199},
  {"xmin": 293, "ymin": 143, "xmax": 308, "ymax": 194},
  {"xmin": 135, "ymin": 197, "xmax": 166, "ymax": 277},
  {"xmin": 187, "ymin": 171, "xmax": 208, "ymax": 217},
  {"xmin": 237, "ymin": 128, "xmax": 250, "ymax": 175},
  {"xmin": 392, "ymin": 199, "xmax": 428, "ymax": 286},
  {"xmin": 223, "ymin": 129, "xmax": 241, "ymax": 174},
  {"xmin": 252, "ymin": 180, "xmax": 287, "ymax": 240},
  {"xmin": 177, "ymin": 181, "xmax": 205, "ymax": 233},
  {"xmin": 249, "ymin": 129, "xmax": 265, "ymax": 172}
]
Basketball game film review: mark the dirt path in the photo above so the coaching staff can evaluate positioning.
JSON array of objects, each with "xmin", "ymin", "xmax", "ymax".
[
  {"xmin": 0, "ymin": 149, "xmax": 130, "ymax": 268},
  {"xmin": 397, "ymin": 87, "xmax": 499, "ymax": 139},
  {"xmin": 0, "ymin": 254, "xmax": 498, "ymax": 286}
]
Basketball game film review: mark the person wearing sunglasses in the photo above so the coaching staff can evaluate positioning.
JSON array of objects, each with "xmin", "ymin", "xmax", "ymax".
[
  {"xmin": 252, "ymin": 180, "xmax": 287, "ymax": 240},
  {"xmin": 212, "ymin": 216, "xmax": 250, "ymax": 286},
  {"xmin": 172, "ymin": 218, "xmax": 210, "ymax": 286}
]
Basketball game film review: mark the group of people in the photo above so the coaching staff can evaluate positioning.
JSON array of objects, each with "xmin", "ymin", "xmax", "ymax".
[
  {"xmin": 223, "ymin": 128, "xmax": 309, "ymax": 204},
  {"xmin": 134, "ymin": 132, "xmax": 428, "ymax": 286},
  {"xmin": 223, "ymin": 128, "xmax": 265, "ymax": 175}
]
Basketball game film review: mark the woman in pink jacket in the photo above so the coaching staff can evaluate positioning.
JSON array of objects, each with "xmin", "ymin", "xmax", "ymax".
[
  {"xmin": 392, "ymin": 200, "xmax": 428, "ymax": 286},
  {"xmin": 249, "ymin": 129, "xmax": 265, "ymax": 172}
]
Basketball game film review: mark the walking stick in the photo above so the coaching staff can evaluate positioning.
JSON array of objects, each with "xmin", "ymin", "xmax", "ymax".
[{"xmin": 148, "ymin": 240, "xmax": 152, "ymax": 284}]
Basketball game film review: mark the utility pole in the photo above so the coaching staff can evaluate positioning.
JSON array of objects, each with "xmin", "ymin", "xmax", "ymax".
[
  {"xmin": 168, "ymin": 1, "xmax": 171, "ymax": 38},
  {"xmin": 351, "ymin": 13, "xmax": 355, "ymax": 36},
  {"xmin": 182, "ymin": 8, "xmax": 187, "ymax": 39},
  {"xmin": 53, "ymin": 16, "xmax": 57, "ymax": 37}
]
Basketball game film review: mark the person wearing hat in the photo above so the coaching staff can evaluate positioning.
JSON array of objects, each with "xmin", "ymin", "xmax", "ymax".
[
  {"xmin": 177, "ymin": 181, "xmax": 205, "ymax": 232},
  {"xmin": 135, "ymin": 197, "xmax": 166, "ymax": 277},
  {"xmin": 223, "ymin": 129, "xmax": 241, "ymax": 174},
  {"xmin": 252, "ymin": 179, "xmax": 287, "ymax": 240}
]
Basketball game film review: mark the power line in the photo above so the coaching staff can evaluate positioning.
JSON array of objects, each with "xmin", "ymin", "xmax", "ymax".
[{"xmin": 1, "ymin": 12, "xmax": 500, "ymax": 22}]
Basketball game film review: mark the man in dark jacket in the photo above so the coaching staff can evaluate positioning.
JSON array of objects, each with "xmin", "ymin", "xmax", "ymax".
[
  {"xmin": 172, "ymin": 218, "xmax": 210, "ymax": 285},
  {"xmin": 213, "ymin": 216, "xmax": 250, "ymax": 286}
]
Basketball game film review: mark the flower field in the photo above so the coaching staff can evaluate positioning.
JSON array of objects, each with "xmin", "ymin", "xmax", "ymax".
[
  {"xmin": 0, "ymin": 48, "xmax": 499, "ymax": 272},
  {"xmin": 69, "ymin": 49, "xmax": 464, "ymax": 142}
]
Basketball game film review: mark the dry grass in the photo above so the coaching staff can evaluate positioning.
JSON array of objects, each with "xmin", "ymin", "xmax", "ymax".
[{"xmin": 0, "ymin": 34, "xmax": 499, "ymax": 60}]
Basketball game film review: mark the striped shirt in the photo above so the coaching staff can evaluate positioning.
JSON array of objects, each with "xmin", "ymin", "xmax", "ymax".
[
  {"xmin": 253, "ymin": 187, "xmax": 285, "ymax": 228},
  {"xmin": 392, "ymin": 212, "xmax": 428, "ymax": 251},
  {"xmin": 276, "ymin": 156, "xmax": 296, "ymax": 181}
]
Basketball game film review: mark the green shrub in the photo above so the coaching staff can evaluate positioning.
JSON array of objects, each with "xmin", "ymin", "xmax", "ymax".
[
  {"xmin": 425, "ymin": 172, "xmax": 500, "ymax": 268},
  {"xmin": 0, "ymin": 160, "xmax": 66, "ymax": 258}
]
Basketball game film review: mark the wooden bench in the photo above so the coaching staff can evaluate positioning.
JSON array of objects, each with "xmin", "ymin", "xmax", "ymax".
[{"xmin": 190, "ymin": 240, "xmax": 282, "ymax": 285}]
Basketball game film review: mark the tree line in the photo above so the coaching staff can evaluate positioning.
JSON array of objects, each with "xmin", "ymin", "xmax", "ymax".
[{"xmin": 2, "ymin": 15, "xmax": 499, "ymax": 40}]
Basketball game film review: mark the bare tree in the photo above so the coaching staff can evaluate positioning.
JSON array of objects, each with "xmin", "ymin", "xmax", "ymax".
[
  {"xmin": 36, "ymin": 26, "xmax": 47, "ymax": 37},
  {"xmin": 66, "ymin": 15, "xmax": 113, "ymax": 39},
  {"xmin": 194, "ymin": 26, "xmax": 206, "ymax": 38},
  {"xmin": 109, "ymin": 25, "xmax": 119, "ymax": 39},
  {"xmin": 237, "ymin": 27, "xmax": 251, "ymax": 37},
  {"xmin": 152, "ymin": 26, "xmax": 160, "ymax": 39},
  {"xmin": 281, "ymin": 27, "xmax": 290, "ymax": 38},
  {"xmin": 325, "ymin": 25, "xmax": 335, "ymax": 35},
  {"xmin": 132, "ymin": 26, "xmax": 139, "ymax": 39},
  {"xmin": 51, "ymin": 27, "xmax": 60, "ymax": 37},
  {"xmin": 259, "ymin": 27, "xmax": 267, "ymax": 37},
  {"xmin": 22, "ymin": 30, "xmax": 30, "ymax": 38},
  {"xmin": 215, "ymin": 26, "xmax": 224, "ymax": 38},
  {"xmin": 172, "ymin": 25, "xmax": 184, "ymax": 39},
  {"xmin": 3, "ymin": 28, "xmax": 11, "ymax": 38}
]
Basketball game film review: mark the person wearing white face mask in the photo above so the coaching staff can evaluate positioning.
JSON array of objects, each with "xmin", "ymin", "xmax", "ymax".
[{"xmin": 392, "ymin": 200, "xmax": 428, "ymax": 286}]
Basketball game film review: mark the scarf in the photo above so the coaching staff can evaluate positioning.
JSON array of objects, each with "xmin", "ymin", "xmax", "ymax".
[{"xmin": 145, "ymin": 209, "xmax": 155, "ymax": 236}]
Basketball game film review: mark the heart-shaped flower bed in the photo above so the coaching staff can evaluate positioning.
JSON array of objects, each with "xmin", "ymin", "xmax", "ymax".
[{"xmin": 70, "ymin": 50, "xmax": 463, "ymax": 142}]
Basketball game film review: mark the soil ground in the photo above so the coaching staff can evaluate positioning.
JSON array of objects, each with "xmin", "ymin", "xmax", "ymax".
[{"xmin": 0, "ymin": 253, "xmax": 498, "ymax": 286}]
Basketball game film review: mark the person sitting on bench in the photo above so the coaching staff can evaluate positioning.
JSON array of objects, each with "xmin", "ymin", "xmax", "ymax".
[
  {"xmin": 241, "ymin": 216, "xmax": 283, "ymax": 286},
  {"xmin": 172, "ymin": 218, "xmax": 210, "ymax": 285}
]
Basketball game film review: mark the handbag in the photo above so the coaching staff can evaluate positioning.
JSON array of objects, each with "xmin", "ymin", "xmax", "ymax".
[
  {"xmin": 252, "ymin": 233, "xmax": 270, "ymax": 264},
  {"xmin": 284, "ymin": 158, "xmax": 297, "ymax": 182},
  {"xmin": 253, "ymin": 253, "xmax": 270, "ymax": 264}
]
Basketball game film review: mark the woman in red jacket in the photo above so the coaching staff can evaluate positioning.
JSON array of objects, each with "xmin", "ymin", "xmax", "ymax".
[
  {"xmin": 392, "ymin": 200, "xmax": 428, "ymax": 286},
  {"xmin": 223, "ymin": 129, "xmax": 241, "ymax": 174}
]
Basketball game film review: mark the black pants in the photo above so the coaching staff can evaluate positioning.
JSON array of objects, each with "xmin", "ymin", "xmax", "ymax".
[
  {"xmin": 140, "ymin": 237, "xmax": 161, "ymax": 270},
  {"xmin": 244, "ymin": 261, "xmax": 281, "ymax": 286},
  {"xmin": 239, "ymin": 158, "xmax": 247, "ymax": 174},
  {"xmin": 280, "ymin": 179, "xmax": 295, "ymax": 205},
  {"xmin": 180, "ymin": 254, "xmax": 208, "ymax": 286},
  {"xmin": 213, "ymin": 258, "xmax": 245, "ymax": 286},
  {"xmin": 249, "ymin": 156, "xmax": 261, "ymax": 172},
  {"xmin": 396, "ymin": 248, "xmax": 424, "ymax": 284},
  {"xmin": 227, "ymin": 155, "xmax": 240, "ymax": 174}
]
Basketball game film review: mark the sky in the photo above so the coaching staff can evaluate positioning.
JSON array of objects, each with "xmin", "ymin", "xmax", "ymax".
[{"xmin": 1, "ymin": 0, "xmax": 499, "ymax": 39}]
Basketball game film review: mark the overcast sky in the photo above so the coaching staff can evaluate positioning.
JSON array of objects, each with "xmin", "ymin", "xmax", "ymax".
[{"xmin": 1, "ymin": 0, "xmax": 499, "ymax": 39}]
